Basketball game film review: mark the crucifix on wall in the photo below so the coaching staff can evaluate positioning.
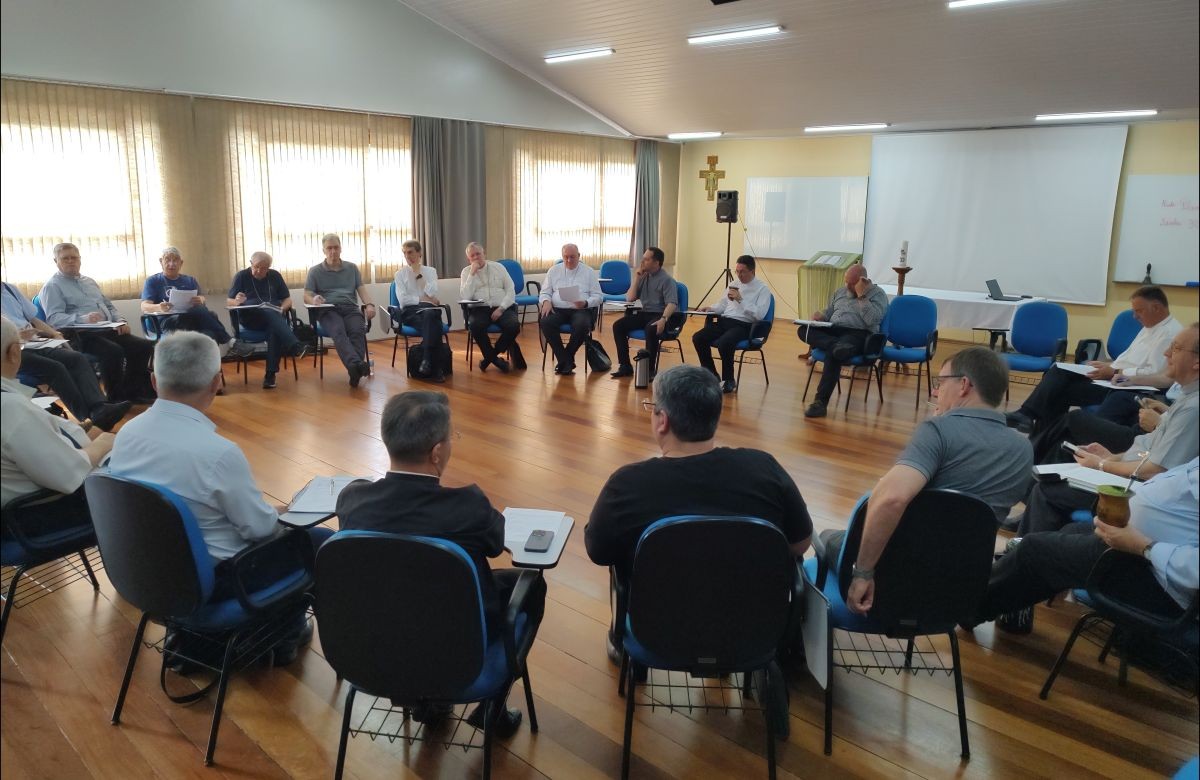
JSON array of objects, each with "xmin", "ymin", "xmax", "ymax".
[{"xmin": 699, "ymin": 156, "xmax": 725, "ymax": 201}]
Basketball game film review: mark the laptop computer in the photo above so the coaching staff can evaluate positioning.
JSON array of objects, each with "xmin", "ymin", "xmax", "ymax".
[{"xmin": 985, "ymin": 279, "xmax": 1021, "ymax": 302}]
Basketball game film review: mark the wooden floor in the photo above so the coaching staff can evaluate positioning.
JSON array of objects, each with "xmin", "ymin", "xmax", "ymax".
[{"xmin": 3, "ymin": 322, "xmax": 1197, "ymax": 779}]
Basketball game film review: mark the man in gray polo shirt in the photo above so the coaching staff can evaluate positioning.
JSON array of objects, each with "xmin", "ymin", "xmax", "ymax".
[
  {"xmin": 816, "ymin": 347, "xmax": 1033, "ymax": 616},
  {"xmin": 304, "ymin": 233, "xmax": 377, "ymax": 387},
  {"xmin": 610, "ymin": 247, "xmax": 679, "ymax": 380}
]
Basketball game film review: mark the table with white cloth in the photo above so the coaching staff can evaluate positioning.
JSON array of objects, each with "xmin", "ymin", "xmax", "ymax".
[{"xmin": 879, "ymin": 284, "xmax": 1044, "ymax": 349}]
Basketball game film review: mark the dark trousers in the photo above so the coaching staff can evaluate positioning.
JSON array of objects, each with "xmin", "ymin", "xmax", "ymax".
[
  {"xmin": 693, "ymin": 317, "xmax": 750, "ymax": 382},
  {"xmin": 490, "ymin": 568, "xmax": 547, "ymax": 641},
  {"xmin": 979, "ymin": 523, "xmax": 1181, "ymax": 621},
  {"xmin": 318, "ymin": 304, "xmax": 368, "ymax": 373},
  {"xmin": 1018, "ymin": 480, "xmax": 1095, "ymax": 536},
  {"xmin": 799, "ymin": 325, "xmax": 870, "ymax": 405},
  {"xmin": 163, "ymin": 307, "xmax": 231, "ymax": 344},
  {"xmin": 240, "ymin": 309, "xmax": 299, "ymax": 374},
  {"xmin": 18, "ymin": 347, "xmax": 107, "ymax": 420},
  {"xmin": 467, "ymin": 305, "xmax": 519, "ymax": 363},
  {"xmin": 541, "ymin": 307, "xmax": 595, "ymax": 366},
  {"xmin": 612, "ymin": 310, "xmax": 664, "ymax": 368},
  {"xmin": 74, "ymin": 330, "xmax": 154, "ymax": 401},
  {"xmin": 1019, "ymin": 366, "xmax": 1111, "ymax": 425},
  {"xmin": 1032, "ymin": 399, "xmax": 1147, "ymax": 465},
  {"xmin": 397, "ymin": 304, "xmax": 446, "ymax": 351}
]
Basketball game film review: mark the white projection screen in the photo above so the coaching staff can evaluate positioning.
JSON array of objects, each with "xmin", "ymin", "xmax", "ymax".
[{"xmin": 864, "ymin": 125, "xmax": 1128, "ymax": 304}]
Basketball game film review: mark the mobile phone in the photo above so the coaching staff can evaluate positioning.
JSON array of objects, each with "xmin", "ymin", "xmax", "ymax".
[
  {"xmin": 1061, "ymin": 442, "xmax": 1082, "ymax": 455},
  {"xmin": 524, "ymin": 530, "xmax": 554, "ymax": 553}
]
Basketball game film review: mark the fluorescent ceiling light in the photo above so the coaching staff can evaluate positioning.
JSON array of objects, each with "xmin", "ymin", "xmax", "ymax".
[
  {"xmin": 544, "ymin": 48, "xmax": 614, "ymax": 64},
  {"xmin": 948, "ymin": 0, "xmax": 1028, "ymax": 8},
  {"xmin": 804, "ymin": 123, "xmax": 890, "ymax": 134},
  {"xmin": 1035, "ymin": 109, "xmax": 1158, "ymax": 122},
  {"xmin": 667, "ymin": 131, "xmax": 723, "ymax": 140},
  {"xmin": 687, "ymin": 26, "xmax": 783, "ymax": 45}
]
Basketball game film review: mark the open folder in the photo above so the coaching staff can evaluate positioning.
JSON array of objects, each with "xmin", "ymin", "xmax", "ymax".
[{"xmin": 288, "ymin": 476, "xmax": 366, "ymax": 514}]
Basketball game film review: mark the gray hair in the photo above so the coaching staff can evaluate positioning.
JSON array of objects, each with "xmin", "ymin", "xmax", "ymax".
[
  {"xmin": 321, "ymin": 233, "xmax": 341, "ymax": 247},
  {"xmin": 52, "ymin": 242, "xmax": 79, "ymax": 260},
  {"xmin": 0, "ymin": 317, "xmax": 18, "ymax": 354},
  {"xmin": 944, "ymin": 346, "xmax": 1009, "ymax": 408},
  {"xmin": 653, "ymin": 364, "xmax": 722, "ymax": 442},
  {"xmin": 381, "ymin": 391, "xmax": 452, "ymax": 462},
  {"xmin": 465, "ymin": 241, "xmax": 484, "ymax": 255},
  {"xmin": 250, "ymin": 251, "xmax": 273, "ymax": 267},
  {"xmin": 160, "ymin": 246, "xmax": 182, "ymax": 260},
  {"xmin": 153, "ymin": 331, "xmax": 221, "ymax": 394}
]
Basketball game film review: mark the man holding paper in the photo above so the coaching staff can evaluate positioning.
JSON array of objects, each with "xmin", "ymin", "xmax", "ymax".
[
  {"xmin": 459, "ymin": 242, "xmax": 520, "ymax": 373},
  {"xmin": 141, "ymin": 246, "xmax": 232, "ymax": 350},
  {"xmin": 539, "ymin": 243, "xmax": 601, "ymax": 375},
  {"xmin": 692, "ymin": 254, "xmax": 770, "ymax": 393},
  {"xmin": 227, "ymin": 251, "xmax": 308, "ymax": 389},
  {"xmin": 39, "ymin": 242, "xmax": 155, "ymax": 403}
]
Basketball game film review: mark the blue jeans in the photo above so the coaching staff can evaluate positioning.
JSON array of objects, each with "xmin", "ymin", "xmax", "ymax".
[{"xmin": 240, "ymin": 309, "xmax": 299, "ymax": 373}]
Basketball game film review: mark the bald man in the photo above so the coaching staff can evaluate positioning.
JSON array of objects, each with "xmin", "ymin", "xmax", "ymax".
[
  {"xmin": 798, "ymin": 264, "xmax": 888, "ymax": 418},
  {"xmin": 539, "ymin": 243, "xmax": 602, "ymax": 375}
]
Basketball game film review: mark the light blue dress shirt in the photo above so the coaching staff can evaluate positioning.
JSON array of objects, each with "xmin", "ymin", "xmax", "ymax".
[
  {"xmin": 1130, "ymin": 456, "xmax": 1199, "ymax": 608},
  {"xmin": 38, "ymin": 272, "xmax": 124, "ymax": 328}
]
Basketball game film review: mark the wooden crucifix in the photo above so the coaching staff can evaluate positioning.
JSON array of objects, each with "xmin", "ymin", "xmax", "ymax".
[{"xmin": 699, "ymin": 156, "xmax": 725, "ymax": 201}]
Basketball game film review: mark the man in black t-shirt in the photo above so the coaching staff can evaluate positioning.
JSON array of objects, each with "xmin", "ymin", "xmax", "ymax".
[
  {"xmin": 226, "ymin": 252, "xmax": 308, "ymax": 389},
  {"xmin": 586, "ymin": 364, "xmax": 813, "ymax": 660}
]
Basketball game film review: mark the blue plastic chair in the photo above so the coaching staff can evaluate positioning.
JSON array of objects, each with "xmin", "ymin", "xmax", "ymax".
[
  {"xmin": 711, "ymin": 294, "xmax": 776, "ymax": 390},
  {"xmin": 1002, "ymin": 301, "xmax": 1068, "ymax": 401},
  {"xmin": 881, "ymin": 295, "xmax": 939, "ymax": 410},
  {"xmin": 629, "ymin": 282, "xmax": 689, "ymax": 372},
  {"xmin": 1075, "ymin": 309, "xmax": 1142, "ymax": 364},
  {"xmin": 498, "ymin": 259, "xmax": 541, "ymax": 326},
  {"xmin": 315, "ymin": 531, "xmax": 542, "ymax": 780},
  {"xmin": 386, "ymin": 281, "xmax": 452, "ymax": 371},
  {"xmin": 600, "ymin": 260, "xmax": 632, "ymax": 302},
  {"xmin": 32, "ymin": 294, "xmax": 47, "ymax": 321},
  {"xmin": 803, "ymin": 312, "xmax": 889, "ymax": 412},
  {"xmin": 228, "ymin": 308, "xmax": 301, "ymax": 384}
]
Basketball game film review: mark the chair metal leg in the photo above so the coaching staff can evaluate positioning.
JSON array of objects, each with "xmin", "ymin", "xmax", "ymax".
[
  {"xmin": 904, "ymin": 637, "xmax": 915, "ymax": 670},
  {"xmin": 621, "ymin": 660, "xmax": 637, "ymax": 779},
  {"xmin": 844, "ymin": 367, "xmax": 858, "ymax": 411},
  {"xmin": 736, "ymin": 351, "xmax": 744, "ymax": 387},
  {"xmin": 761, "ymin": 352, "xmax": 769, "ymax": 385},
  {"xmin": 113, "ymin": 612, "xmax": 151, "ymax": 724},
  {"xmin": 823, "ymin": 661, "xmax": 834, "ymax": 755},
  {"xmin": 522, "ymin": 668, "xmax": 539, "ymax": 733},
  {"xmin": 765, "ymin": 664, "xmax": 777, "ymax": 780},
  {"xmin": 1040, "ymin": 612, "xmax": 1098, "ymax": 700},
  {"xmin": 334, "ymin": 686, "xmax": 357, "ymax": 780},
  {"xmin": 204, "ymin": 630, "xmax": 242, "ymax": 765},
  {"xmin": 1098, "ymin": 627, "xmax": 1118, "ymax": 664},
  {"xmin": 948, "ymin": 631, "xmax": 970, "ymax": 760},
  {"xmin": 618, "ymin": 648, "xmax": 629, "ymax": 697},
  {"xmin": 802, "ymin": 360, "xmax": 816, "ymax": 401},
  {"xmin": 79, "ymin": 550, "xmax": 100, "ymax": 590},
  {"xmin": 0, "ymin": 563, "xmax": 29, "ymax": 644},
  {"xmin": 482, "ymin": 698, "xmax": 496, "ymax": 780}
]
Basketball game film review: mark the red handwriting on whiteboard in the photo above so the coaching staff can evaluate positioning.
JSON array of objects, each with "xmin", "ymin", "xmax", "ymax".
[
  {"xmin": 1161, "ymin": 217, "xmax": 1182, "ymax": 226},
  {"xmin": 1162, "ymin": 199, "xmax": 1177, "ymax": 207},
  {"xmin": 1181, "ymin": 199, "xmax": 1198, "ymax": 211}
]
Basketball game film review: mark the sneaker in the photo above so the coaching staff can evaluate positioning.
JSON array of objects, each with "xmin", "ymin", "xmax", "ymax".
[
  {"xmin": 804, "ymin": 400, "xmax": 827, "ymax": 418},
  {"xmin": 228, "ymin": 341, "xmax": 257, "ymax": 358},
  {"xmin": 262, "ymin": 372, "xmax": 277, "ymax": 389},
  {"xmin": 610, "ymin": 364, "xmax": 633, "ymax": 378}
]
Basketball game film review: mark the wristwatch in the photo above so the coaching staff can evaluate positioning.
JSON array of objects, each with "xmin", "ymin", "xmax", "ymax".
[
  {"xmin": 1142, "ymin": 542, "xmax": 1155, "ymax": 561},
  {"xmin": 851, "ymin": 563, "xmax": 875, "ymax": 581}
]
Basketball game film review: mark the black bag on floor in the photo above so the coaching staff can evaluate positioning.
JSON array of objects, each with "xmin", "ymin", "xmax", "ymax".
[
  {"xmin": 407, "ymin": 342, "xmax": 453, "ymax": 378},
  {"xmin": 585, "ymin": 339, "xmax": 612, "ymax": 372}
]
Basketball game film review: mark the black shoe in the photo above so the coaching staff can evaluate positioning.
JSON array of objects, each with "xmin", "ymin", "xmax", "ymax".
[
  {"xmin": 431, "ymin": 370, "xmax": 446, "ymax": 384},
  {"xmin": 721, "ymin": 379, "xmax": 737, "ymax": 394},
  {"xmin": 610, "ymin": 364, "xmax": 633, "ymax": 378},
  {"xmin": 1000, "ymin": 512, "xmax": 1024, "ymax": 533},
  {"xmin": 348, "ymin": 362, "xmax": 363, "ymax": 388},
  {"xmin": 90, "ymin": 401, "xmax": 132, "ymax": 431},
  {"xmin": 466, "ymin": 704, "xmax": 523, "ymax": 739},
  {"xmin": 262, "ymin": 372, "xmax": 277, "ymax": 390},
  {"xmin": 804, "ymin": 400, "xmax": 827, "ymax": 418},
  {"xmin": 291, "ymin": 343, "xmax": 311, "ymax": 360},
  {"xmin": 478, "ymin": 358, "xmax": 490, "ymax": 372},
  {"xmin": 492, "ymin": 357, "xmax": 511, "ymax": 374},
  {"xmin": 1005, "ymin": 410, "xmax": 1035, "ymax": 433},
  {"xmin": 419, "ymin": 359, "xmax": 433, "ymax": 376}
]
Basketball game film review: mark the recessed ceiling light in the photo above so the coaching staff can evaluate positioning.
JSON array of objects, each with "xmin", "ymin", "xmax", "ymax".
[
  {"xmin": 947, "ymin": 0, "xmax": 1029, "ymax": 9},
  {"xmin": 544, "ymin": 48, "xmax": 614, "ymax": 64},
  {"xmin": 1035, "ymin": 109, "xmax": 1158, "ymax": 122},
  {"xmin": 804, "ymin": 123, "xmax": 890, "ymax": 134},
  {"xmin": 667, "ymin": 131, "xmax": 723, "ymax": 140},
  {"xmin": 687, "ymin": 26, "xmax": 783, "ymax": 45}
]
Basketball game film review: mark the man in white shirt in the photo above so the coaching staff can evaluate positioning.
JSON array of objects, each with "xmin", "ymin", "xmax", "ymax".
[
  {"xmin": 692, "ymin": 254, "xmax": 771, "ymax": 393},
  {"xmin": 538, "ymin": 243, "xmax": 602, "ymax": 375},
  {"xmin": 391, "ymin": 240, "xmax": 447, "ymax": 382},
  {"xmin": 1, "ymin": 318, "xmax": 115, "ymax": 508},
  {"xmin": 459, "ymin": 242, "xmax": 519, "ymax": 373},
  {"xmin": 1007, "ymin": 286, "xmax": 1183, "ymax": 433}
]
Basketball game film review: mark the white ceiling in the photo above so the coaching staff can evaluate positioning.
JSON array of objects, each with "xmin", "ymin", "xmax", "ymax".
[{"xmin": 398, "ymin": 0, "xmax": 1200, "ymax": 138}]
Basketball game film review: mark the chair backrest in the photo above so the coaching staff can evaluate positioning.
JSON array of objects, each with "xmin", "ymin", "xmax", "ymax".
[
  {"xmin": 836, "ymin": 490, "xmax": 996, "ymax": 636},
  {"xmin": 1107, "ymin": 309, "xmax": 1142, "ymax": 360},
  {"xmin": 498, "ymin": 259, "xmax": 525, "ymax": 290},
  {"xmin": 600, "ymin": 261, "xmax": 631, "ymax": 295},
  {"xmin": 886, "ymin": 295, "xmax": 938, "ymax": 349},
  {"xmin": 627, "ymin": 516, "xmax": 794, "ymax": 673},
  {"xmin": 83, "ymin": 473, "xmax": 215, "ymax": 618},
  {"xmin": 315, "ymin": 531, "xmax": 488, "ymax": 700},
  {"xmin": 32, "ymin": 294, "xmax": 46, "ymax": 321},
  {"xmin": 388, "ymin": 280, "xmax": 400, "ymax": 309},
  {"xmin": 1010, "ymin": 301, "xmax": 1068, "ymax": 358}
]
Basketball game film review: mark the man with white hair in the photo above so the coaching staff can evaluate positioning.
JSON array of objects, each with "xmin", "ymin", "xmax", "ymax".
[
  {"xmin": 227, "ymin": 251, "xmax": 309, "ymax": 389},
  {"xmin": 538, "ymin": 243, "xmax": 601, "ymax": 375},
  {"xmin": 140, "ymin": 246, "xmax": 233, "ymax": 350},
  {"xmin": 459, "ymin": 242, "xmax": 520, "ymax": 373}
]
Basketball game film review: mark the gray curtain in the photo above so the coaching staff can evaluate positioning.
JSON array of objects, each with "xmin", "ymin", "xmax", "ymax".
[
  {"xmin": 629, "ymin": 139, "xmax": 660, "ymax": 265},
  {"xmin": 411, "ymin": 117, "xmax": 486, "ymax": 277}
]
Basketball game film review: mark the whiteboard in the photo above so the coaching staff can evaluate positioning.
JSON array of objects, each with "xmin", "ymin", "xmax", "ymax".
[
  {"xmin": 1114, "ymin": 175, "xmax": 1200, "ymax": 285},
  {"xmin": 742, "ymin": 176, "xmax": 868, "ymax": 261}
]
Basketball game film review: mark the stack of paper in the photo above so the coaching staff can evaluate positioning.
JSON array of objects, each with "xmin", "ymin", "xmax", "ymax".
[
  {"xmin": 168, "ymin": 288, "xmax": 198, "ymax": 312},
  {"xmin": 1033, "ymin": 463, "xmax": 1132, "ymax": 492},
  {"xmin": 502, "ymin": 507, "xmax": 565, "ymax": 549}
]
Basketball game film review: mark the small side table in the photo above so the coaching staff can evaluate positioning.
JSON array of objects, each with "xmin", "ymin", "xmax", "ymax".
[{"xmin": 973, "ymin": 327, "xmax": 1010, "ymax": 353}]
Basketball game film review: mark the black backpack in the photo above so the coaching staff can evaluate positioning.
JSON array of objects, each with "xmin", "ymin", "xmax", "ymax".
[{"xmin": 407, "ymin": 342, "xmax": 453, "ymax": 378}]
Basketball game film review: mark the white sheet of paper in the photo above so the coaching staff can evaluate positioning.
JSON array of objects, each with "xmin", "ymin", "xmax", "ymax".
[
  {"xmin": 21, "ymin": 338, "xmax": 68, "ymax": 350},
  {"xmin": 558, "ymin": 284, "xmax": 581, "ymax": 303},
  {"xmin": 502, "ymin": 507, "xmax": 566, "ymax": 548},
  {"xmin": 288, "ymin": 476, "xmax": 366, "ymax": 514},
  {"xmin": 1033, "ymin": 463, "xmax": 1131, "ymax": 491},
  {"xmin": 1053, "ymin": 361, "xmax": 1097, "ymax": 377},
  {"xmin": 793, "ymin": 318, "xmax": 833, "ymax": 328},
  {"xmin": 304, "ymin": 303, "xmax": 334, "ymax": 309},
  {"xmin": 168, "ymin": 288, "xmax": 198, "ymax": 312},
  {"xmin": 68, "ymin": 321, "xmax": 123, "ymax": 330},
  {"xmin": 32, "ymin": 395, "xmax": 60, "ymax": 409},
  {"xmin": 1092, "ymin": 379, "xmax": 1159, "ymax": 391}
]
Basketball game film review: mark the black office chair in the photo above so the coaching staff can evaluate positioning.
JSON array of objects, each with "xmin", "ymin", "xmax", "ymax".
[
  {"xmin": 1, "ymin": 487, "xmax": 101, "ymax": 644},
  {"xmin": 1041, "ymin": 550, "xmax": 1199, "ymax": 699},
  {"xmin": 315, "ymin": 531, "xmax": 543, "ymax": 780},
  {"xmin": 84, "ymin": 473, "xmax": 316, "ymax": 766},
  {"xmin": 801, "ymin": 490, "xmax": 996, "ymax": 759},
  {"xmin": 613, "ymin": 516, "xmax": 794, "ymax": 779}
]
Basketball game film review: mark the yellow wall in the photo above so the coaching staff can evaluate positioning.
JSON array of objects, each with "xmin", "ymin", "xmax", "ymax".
[{"xmin": 673, "ymin": 122, "xmax": 1199, "ymax": 345}]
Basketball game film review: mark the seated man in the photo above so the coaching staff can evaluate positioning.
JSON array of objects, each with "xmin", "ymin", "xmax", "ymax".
[
  {"xmin": 227, "ymin": 251, "xmax": 308, "ymax": 389},
  {"xmin": 38, "ymin": 242, "xmax": 155, "ymax": 404},
  {"xmin": 141, "ymin": 246, "xmax": 233, "ymax": 351},
  {"xmin": 391, "ymin": 239, "xmax": 447, "ymax": 382},
  {"xmin": 459, "ymin": 242, "xmax": 520, "ymax": 373},
  {"xmin": 107, "ymin": 332, "xmax": 329, "ymax": 663},
  {"xmin": 304, "ymin": 233, "xmax": 376, "ymax": 388},
  {"xmin": 1, "ymin": 317, "xmax": 116, "ymax": 507},
  {"xmin": 798, "ymin": 263, "xmax": 888, "ymax": 419},
  {"xmin": 609, "ymin": 247, "xmax": 678, "ymax": 380},
  {"xmin": 692, "ymin": 254, "xmax": 770, "ymax": 394},
  {"xmin": 3, "ymin": 280, "xmax": 129, "ymax": 430},
  {"xmin": 1007, "ymin": 285, "xmax": 1182, "ymax": 434},
  {"xmin": 539, "ymin": 243, "xmax": 601, "ymax": 375},
  {"xmin": 841, "ymin": 347, "xmax": 1033, "ymax": 616},
  {"xmin": 977, "ymin": 457, "xmax": 1198, "ymax": 627},
  {"xmin": 586, "ymin": 364, "xmax": 813, "ymax": 661},
  {"xmin": 336, "ymin": 390, "xmax": 545, "ymax": 735},
  {"xmin": 1017, "ymin": 324, "xmax": 1199, "ymax": 537}
]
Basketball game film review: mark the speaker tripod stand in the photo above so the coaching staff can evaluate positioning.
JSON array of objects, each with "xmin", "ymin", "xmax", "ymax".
[{"xmin": 698, "ymin": 220, "xmax": 736, "ymax": 308}]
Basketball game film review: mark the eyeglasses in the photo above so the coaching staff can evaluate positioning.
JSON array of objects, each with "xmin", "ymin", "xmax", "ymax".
[
  {"xmin": 930, "ymin": 374, "xmax": 965, "ymax": 390},
  {"xmin": 641, "ymin": 400, "xmax": 658, "ymax": 413},
  {"xmin": 1169, "ymin": 343, "xmax": 1199, "ymax": 354}
]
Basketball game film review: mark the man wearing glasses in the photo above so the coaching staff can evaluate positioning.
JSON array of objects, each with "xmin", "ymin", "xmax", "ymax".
[{"xmin": 836, "ymin": 346, "xmax": 1033, "ymax": 616}]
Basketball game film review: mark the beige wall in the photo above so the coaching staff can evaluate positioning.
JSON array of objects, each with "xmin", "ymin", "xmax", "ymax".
[{"xmin": 672, "ymin": 123, "xmax": 1199, "ymax": 345}]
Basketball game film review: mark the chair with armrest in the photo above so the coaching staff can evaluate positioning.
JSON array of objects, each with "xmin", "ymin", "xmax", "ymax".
[
  {"xmin": 628, "ymin": 282, "xmax": 689, "ymax": 374},
  {"xmin": 613, "ymin": 515, "xmax": 794, "ymax": 779},
  {"xmin": 802, "ymin": 314, "xmax": 889, "ymax": 412},
  {"xmin": 731, "ymin": 294, "xmax": 776, "ymax": 389},
  {"xmin": 1074, "ymin": 309, "xmax": 1142, "ymax": 364},
  {"xmin": 880, "ymin": 294, "xmax": 939, "ymax": 410},
  {"xmin": 1002, "ymin": 301, "xmax": 1068, "ymax": 402},
  {"xmin": 228, "ymin": 307, "xmax": 302, "ymax": 384},
  {"xmin": 386, "ymin": 281, "xmax": 452, "ymax": 371},
  {"xmin": 84, "ymin": 473, "xmax": 316, "ymax": 766},
  {"xmin": 801, "ymin": 489, "xmax": 996, "ymax": 758},
  {"xmin": 315, "ymin": 531, "xmax": 542, "ymax": 780},
  {"xmin": 498, "ymin": 260, "xmax": 541, "ymax": 327},
  {"xmin": 1, "ymin": 487, "xmax": 101, "ymax": 645}
]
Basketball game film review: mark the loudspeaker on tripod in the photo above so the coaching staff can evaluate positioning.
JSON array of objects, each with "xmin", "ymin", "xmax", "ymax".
[{"xmin": 716, "ymin": 190, "xmax": 738, "ymax": 223}]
